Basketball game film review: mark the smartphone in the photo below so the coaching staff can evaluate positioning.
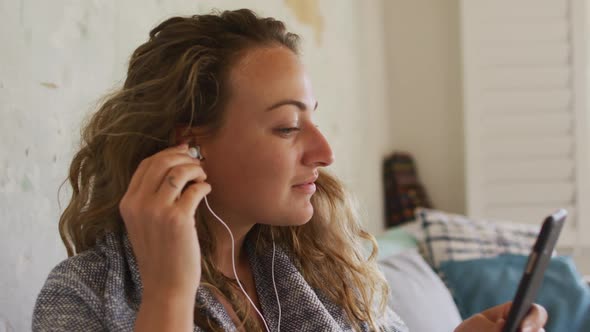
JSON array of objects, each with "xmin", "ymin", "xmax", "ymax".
[{"xmin": 502, "ymin": 209, "xmax": 567, "ymax": 332}]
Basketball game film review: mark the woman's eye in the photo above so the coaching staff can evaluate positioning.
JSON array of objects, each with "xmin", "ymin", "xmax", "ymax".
[{"xmin": 276, "ymin": 127, "xmax": 300, "ymax": 136}]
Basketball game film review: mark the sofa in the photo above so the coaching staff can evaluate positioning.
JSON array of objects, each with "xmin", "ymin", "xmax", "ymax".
[{"xmin": 374, "ymin": 208, "xmax": 590, "ymax": 332}]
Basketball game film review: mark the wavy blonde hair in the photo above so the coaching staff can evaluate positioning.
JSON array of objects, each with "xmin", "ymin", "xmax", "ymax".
[{"xmin": 59, "ymin": 9, "xmax": 388, "ymax": 331}]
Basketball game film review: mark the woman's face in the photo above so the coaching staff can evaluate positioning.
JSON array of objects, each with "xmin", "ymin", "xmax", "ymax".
[{"xmin": 201, "ymin": 46, "xmax": 334, "ymax": 227}]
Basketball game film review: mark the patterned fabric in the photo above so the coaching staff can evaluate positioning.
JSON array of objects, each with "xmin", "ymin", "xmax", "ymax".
[
  {"xmin": 416, "ymin": 208, "xmax": 540, "ymax": 269},
  {"xmin": 383, "ymin": 152, "xmax": 432, "ymax": 227},
  {"xmin": 33, "ymin": 231, "xmax": 408, "ymax": 332}
]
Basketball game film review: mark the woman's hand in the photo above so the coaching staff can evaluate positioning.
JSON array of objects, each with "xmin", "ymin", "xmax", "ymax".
[
  {"xmin": 454, "ymin": 302, "xmax": 548, "ymax": 332},
  {"xmin": 119, "ymin": 143, "xmax": 210, "ymax": 298}
]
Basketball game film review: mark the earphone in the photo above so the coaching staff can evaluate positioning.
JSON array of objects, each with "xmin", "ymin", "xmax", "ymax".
[
  {"xmin": 188, "ymin": 145, "xmax": 203, "ymax": 160},
  {"xmin": 188, "ymin": 144, "xmax": 281, "ymax": 332}
]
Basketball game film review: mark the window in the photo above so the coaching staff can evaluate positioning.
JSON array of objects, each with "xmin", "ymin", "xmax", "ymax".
[{"xmin": 461, "ymin": 0, "xmax": 589, "ymax": 265}]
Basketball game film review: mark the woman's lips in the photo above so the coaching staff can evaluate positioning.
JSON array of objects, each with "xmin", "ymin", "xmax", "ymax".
[{"xmin": 292, "ymin": 182, "xmax": 316, "ymax": 194}]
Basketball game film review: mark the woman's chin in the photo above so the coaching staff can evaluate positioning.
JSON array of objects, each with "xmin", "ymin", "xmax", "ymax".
[
  {"xmin": 279, "ymin": 206, "xmax": 314, "ymax": 226},
  {"xmin": 259, "ymin": 199, "xmax": 314, "ymax": 226},
  {"xmin": 297, "ymin": 202, "xmax": 314, "ymax": 223}
]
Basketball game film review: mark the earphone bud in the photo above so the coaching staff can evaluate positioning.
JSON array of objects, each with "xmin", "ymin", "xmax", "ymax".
[
  {"xmin": 188, "ymin": 143, "xmax": 281, "ymax": 332},
  {"xmin": 188, "ymin": 145, "xmax": 203, "ymax": 160}
]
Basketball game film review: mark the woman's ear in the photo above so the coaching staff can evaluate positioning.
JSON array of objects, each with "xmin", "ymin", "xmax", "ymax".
[
  {"xmin": 171, "ymin": 124, "xmax": 199, "ymax": 146},
  {"xmin": 171, "ymin": 124, "xmax": 209, "ymax": 161},
  {"xmin": 170, "ymin": 124, "xmax": 191, "ymax": 146}
]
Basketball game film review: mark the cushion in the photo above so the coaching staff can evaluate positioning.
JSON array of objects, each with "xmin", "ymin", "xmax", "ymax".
[
  {"xmin": 377, "ymin": 248, "xmax": 462, "ymax": 332},
  {"xmin": 439, "ymin": 254, "xmax": 590, "ymax": 332},
  {"xmin": 374, "ymin": 227, "xmax": 419, "ymax": 260},
  {"xmin": 416, "ymin": 208, "xmax": 540, "ymax": 269}
]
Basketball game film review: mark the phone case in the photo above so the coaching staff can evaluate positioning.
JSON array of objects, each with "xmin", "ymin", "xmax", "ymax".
[{"xmin": 502, "ymin": 209, "xmax": 567, "ymax": 332}]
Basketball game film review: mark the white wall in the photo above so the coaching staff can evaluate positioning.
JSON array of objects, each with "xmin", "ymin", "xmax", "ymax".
[
  {"xmin": 383, "ymin": 0, "xmax": 465, "ymax": 214},
  {"xmin": 0, "ymin": 1, "xmax": 392, "ymax": 330}
]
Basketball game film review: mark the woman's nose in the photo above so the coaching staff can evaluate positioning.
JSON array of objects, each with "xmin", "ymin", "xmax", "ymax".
[{"xmin": 302, "ymin": 125, "xmax": 334, "ymax": 167}]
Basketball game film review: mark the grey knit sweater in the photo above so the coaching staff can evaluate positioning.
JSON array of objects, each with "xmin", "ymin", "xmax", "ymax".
[{"xmin": 33, "ymin": 232, "xmax": 408, "ymax": 331}]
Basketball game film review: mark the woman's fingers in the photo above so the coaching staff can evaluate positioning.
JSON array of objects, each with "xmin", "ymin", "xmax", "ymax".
[
  {"xmin": 454, "ymin": 313, "xmax": 505, "ymax": 332},
  {"xmin": 177, "ymin": 181, "xmax": 212, "ymax": 216},
  {"xmin": 127, "ymin": 144, "xmax": 189, "ymax": 196},
  {"xmin": 155, "ymin": 163, "xmax": 207, "ymax": 204},
  {"xmin": 478, "ymin": 301, "xmax": 511, "ymax": 323},
  {"xmin": 489, "ymin": 302, "xmax": 547, "ymax": 332},
  {"xmin": 141, "ymin": 152, "xmax": 201, "ymax": 196},
  {"xmin": 118, "ymin": 142, "xmax": 206, "ymax": 297},
  {"xmin": 454, "ymin": 302, "xmax": 548, "ymax": 332},
  {"xmin": 519, "ymin": 304, "xmax": 548, "ymax": 331}
]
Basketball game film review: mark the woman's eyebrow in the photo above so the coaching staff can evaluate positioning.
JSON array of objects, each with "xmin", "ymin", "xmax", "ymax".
[{"xmin": 265, "ymin": 100, "xmax": 319, "ymax": 112}]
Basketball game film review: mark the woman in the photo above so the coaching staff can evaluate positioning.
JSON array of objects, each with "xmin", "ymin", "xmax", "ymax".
[{"xmin": 33, "ymin": 9, "xmax": 547, "ymax": 332}]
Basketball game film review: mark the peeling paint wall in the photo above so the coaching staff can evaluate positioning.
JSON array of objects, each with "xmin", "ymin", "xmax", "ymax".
[{"xmin": 0, "ymin": 1, "xmax": 391, "ymax": 330}]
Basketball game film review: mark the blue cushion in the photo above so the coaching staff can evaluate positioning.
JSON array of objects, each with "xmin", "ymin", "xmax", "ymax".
[{"xmin": 439, "ymin": 254, "xmax": 590, "ymax": 332}]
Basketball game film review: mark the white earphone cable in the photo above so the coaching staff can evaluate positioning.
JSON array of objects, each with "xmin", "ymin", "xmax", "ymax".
[
  {"xmin": 203, "ymin": 195, "xmax": 280, "ymax": 332},
  {"xmin": 271, "ymin": 231, "xmax": 281, "ymax": 332}
]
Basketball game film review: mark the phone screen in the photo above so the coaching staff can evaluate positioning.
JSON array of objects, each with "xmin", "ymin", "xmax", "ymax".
[{"xmin": 502, "ymin": 209, "xmax": 567, "ymax": 332}]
